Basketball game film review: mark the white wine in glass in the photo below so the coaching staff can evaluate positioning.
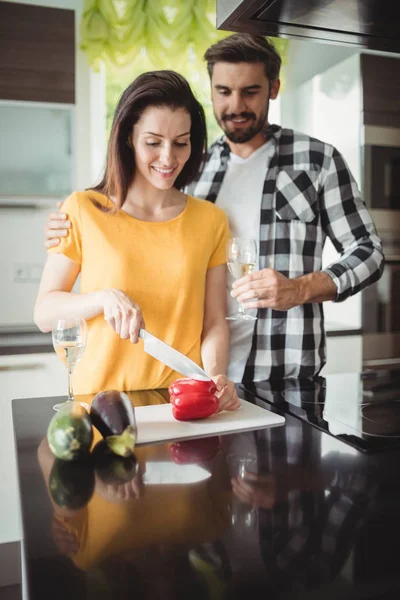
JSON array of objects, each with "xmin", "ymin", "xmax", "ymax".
[
  {"xmin": 52, "ymin": 318, "xmax": 87, "ymax": 412},
  {"xmin": 226, "ymin": 237, "xmax": 258, "ymax": 321},
  {"xmin": 54, "ymin": 340, "xmax": 85, "ymax": 366},
  {"xmin": 227, "ymin": 262, "xmax": 256, "ymax": 280}
]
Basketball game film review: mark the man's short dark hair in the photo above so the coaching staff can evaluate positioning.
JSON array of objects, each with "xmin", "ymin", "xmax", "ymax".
[{"xmin": 204, "ymin": 33, "xmax": 282, "ymax": 83}]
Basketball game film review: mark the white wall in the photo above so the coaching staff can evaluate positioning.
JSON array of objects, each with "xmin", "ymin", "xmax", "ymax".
[
  {"xmin": 280, "ymin": 38, "xmax": 358, "ymax": 128},
  {"xmin": 280, "ymin": 45, "xmax": 363, "ymax": 329},
  {"xmin": 283, "ymin": 39, "xmax": 358, "ymax": 88}
]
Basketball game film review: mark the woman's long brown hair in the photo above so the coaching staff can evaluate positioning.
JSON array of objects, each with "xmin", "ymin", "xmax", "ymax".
[{"xmin": 92, "ymin": 70, "xmax": 207, "ymax": 210}]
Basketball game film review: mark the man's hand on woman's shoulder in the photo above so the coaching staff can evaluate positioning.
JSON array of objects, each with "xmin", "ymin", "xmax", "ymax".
[{"xmin": 44, "ymin": 201, "xmax": 71, "ymax": 248}]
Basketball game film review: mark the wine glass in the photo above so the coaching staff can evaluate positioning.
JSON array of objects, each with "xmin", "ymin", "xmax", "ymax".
[
  {"xmin": 52, "ymin": 318, "xmax": 87, "ymax": 412},
  {"xmin": 227, "ymin": 453, "xmax": 258, "ymax": 530},
  {"xmin": 226, "ymin": 237, "xmax": 258, "ymax": 321}
]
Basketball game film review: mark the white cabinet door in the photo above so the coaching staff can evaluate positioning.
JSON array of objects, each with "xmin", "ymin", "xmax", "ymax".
[
  {"xmin": 0, "ymin": 352, "xmax": 66, "ymax": 401},
  {"xmin": 0, "ymin": 353, "xmax": 65, "ymax": 548},
  {"xmin": 320, "ymin": 336, "xmax": 362, "ymax": 376}
]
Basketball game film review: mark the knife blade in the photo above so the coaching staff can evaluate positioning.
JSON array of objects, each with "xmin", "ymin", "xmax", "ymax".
[{"xmin": 139, "ymin": 329, "xmax": 211, "ymax": 381}]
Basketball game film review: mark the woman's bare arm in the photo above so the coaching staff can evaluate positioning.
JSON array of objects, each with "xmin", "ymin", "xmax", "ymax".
[
  {"xmin": 201, "ymin": 264, "xmax": 240, "ymax": 411},
  {"xmin": 34, "ymin": 254, "xmax": 106, "ymax": 332},
  {"xmin": 34, "ymin": 254, "xmax": 144, "ymax": 341}
]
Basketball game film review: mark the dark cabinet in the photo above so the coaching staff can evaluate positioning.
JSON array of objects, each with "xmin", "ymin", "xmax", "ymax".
[
  {"xmin": 217, "ymin": 0, "xmax": 400, "ymax": 53},
  {"xmin": 0, "ymin": 1, "xmax": 75, "ymax": 103},
  {"xmin": 361, "ymin": 54, "xmax": 400, "ymax": 127}
]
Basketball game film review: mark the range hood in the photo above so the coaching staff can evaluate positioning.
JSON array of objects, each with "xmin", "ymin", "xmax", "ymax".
[{"xmin": 217, "ymin": 0, "xmax": 400, "ymax": 53}]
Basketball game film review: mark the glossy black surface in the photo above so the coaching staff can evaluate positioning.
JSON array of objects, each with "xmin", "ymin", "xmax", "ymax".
[
  {"xmin": 12, "ymin": 384, "xmax": 400, "ymax": 599},
  {"xmin": 243, "ymin": 369, "xmax": 400, "ymax": 452}
]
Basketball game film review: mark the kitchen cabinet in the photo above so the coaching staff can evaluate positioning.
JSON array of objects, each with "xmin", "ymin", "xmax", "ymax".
[
  {"xmin": 0, "ymin": 353, "xmax": 66, "ymax": 546},
  {"xmin": 0, "ymin": 101, "xmax": 74, "ymax": 198},
  {"xmin": 0, "ymin": 1, "xmax": 75, "ymax": 103},
  {"xmin": 361, "ymin": 54, "xmax": 400, "ymax": 127},
  {"xmin": 0, "ymin": 100, "xmax": 75, "ymax": 197},
  {"xmin": 0, "ymin": 206, "xmax": 56, "ymax": 330},
  {"xmin": 321, "ymin": 335, "xmax": 362, "ymax": 376},
  {"xmin": 217, "ymin": 0, "xmax": 400, "ymax": 53},
  {"xmin": 0, "ymin": 352, "xmax": 66, "ymax": 401}
]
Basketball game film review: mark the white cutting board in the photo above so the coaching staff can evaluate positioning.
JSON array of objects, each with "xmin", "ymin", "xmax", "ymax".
[{"xmin": 135, "ymin": 399, "xmax": 285, "ymax": 445}]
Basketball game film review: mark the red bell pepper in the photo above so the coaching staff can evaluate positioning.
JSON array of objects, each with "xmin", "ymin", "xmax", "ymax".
[
  {"xmin": 169, "ymin": 378, "xmax": 219, "ymax": 421},
  {"xmin": 171, "ymin": 394, "xmax": 219, "ymax": 421},
  {"xmin": 169, "ymin": 437, "xmax": 220, "ymax": 464},
  {"xmin": 169, "ymin": 378, "xmax": 217, "ymax": 397}
]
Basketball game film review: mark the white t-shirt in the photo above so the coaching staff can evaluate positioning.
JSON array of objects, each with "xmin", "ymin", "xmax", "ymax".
[{"xmin": 215, "ymin": 140, "xmax": 274, "ymax": 382}]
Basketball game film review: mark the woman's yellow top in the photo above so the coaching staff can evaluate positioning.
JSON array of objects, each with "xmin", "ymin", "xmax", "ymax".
[{"xmin": 48, "ymin": 191, "xmax": 230, "ymax": 394}]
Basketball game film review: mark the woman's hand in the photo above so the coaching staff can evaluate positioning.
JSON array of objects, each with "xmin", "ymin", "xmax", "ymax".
[
  {"xmin": 94, "ymin": 472, "xmax": 144, "ymax": 504},
  {"xmin": 52, "ymin": 516, "xmax": 80, "ymax": 557},
  {"xmin": 103, "ymin": 289, "xmax": 145, "ymax": 343},
  {"xmin": 212, "ymin": 375, "xmax": 241, "ymax": 412}
]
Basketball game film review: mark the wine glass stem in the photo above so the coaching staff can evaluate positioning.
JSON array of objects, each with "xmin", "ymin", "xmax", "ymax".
[
  {"xmin": 67, "ymin": 365, "xmax": 74, "ymax": 401},
  {"xmin": 238, "ymin": 301, "xmax": 246, "ymax": 315}
]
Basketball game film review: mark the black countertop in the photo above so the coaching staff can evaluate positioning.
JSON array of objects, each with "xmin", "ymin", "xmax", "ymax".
[{"xmin": 11, "ymin": 385, "xmax": 400, "ymax": 600}]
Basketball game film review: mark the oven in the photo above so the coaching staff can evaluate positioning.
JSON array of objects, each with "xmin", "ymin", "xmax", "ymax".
[{"xmin": 361, "ymin": 126, "xmax": 400, "ymax": 368}]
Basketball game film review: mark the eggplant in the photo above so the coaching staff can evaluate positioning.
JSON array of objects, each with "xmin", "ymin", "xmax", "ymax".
[
  {"xmin": 90, "ymin": 390, "xmax": 137, "ymax": 457},
  {"xmin": 49, "ymin": 456, "xmax": 95, "ymax": 510},
  {"xmin": 92, "ymin": 440, "xmax": 138, "ymax": 485}
]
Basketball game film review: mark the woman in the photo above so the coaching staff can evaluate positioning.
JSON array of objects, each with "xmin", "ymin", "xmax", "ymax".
[{"xmin": 34, "ymin": 70, "xmax": 239, "ymax": 410}]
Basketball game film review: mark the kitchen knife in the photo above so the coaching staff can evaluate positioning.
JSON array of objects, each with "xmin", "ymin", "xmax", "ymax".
[{"xmin": 139, "ymin": 329, "xmax": 211, "ymax": 381}]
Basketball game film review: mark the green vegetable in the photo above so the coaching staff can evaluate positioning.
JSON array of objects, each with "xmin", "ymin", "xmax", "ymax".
[
  {"xmin": 49, "ymin": 457, "xmax": 95, "ymax": 510},
  {"xmin": 47, "ymin": 402, "xmax": 93, "ymax": 461}
]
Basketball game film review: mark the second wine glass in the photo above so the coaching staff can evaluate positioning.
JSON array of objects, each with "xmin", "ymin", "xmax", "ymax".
[
  {"xmin": 226, "ymin": 237, "xmax": 258, "ymax": 321},
  {"xmin": 52, "ymin": 318, "xmax": 87, "ymax": 412}
]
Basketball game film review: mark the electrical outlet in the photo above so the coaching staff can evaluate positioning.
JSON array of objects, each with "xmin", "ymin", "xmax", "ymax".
[
  {"xmin": 13, "ymin": 263, "xmax": 43, "ymax": 283},
  {"xmin": 13, "ymin": 263, "xmax": 30, "ymax": 282}
]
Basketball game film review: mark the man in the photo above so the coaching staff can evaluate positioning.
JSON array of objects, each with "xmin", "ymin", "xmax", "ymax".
[{"xmin": 44, "ymin": 34, "xmax": 384, "ymax": 382}]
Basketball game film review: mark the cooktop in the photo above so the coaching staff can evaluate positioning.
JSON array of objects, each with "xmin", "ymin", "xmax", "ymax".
[{"xmin": 242, "ymin": 368, "xmax": 400, "ymax": 453}]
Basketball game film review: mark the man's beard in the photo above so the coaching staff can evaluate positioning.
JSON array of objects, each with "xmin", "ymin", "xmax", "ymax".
[{"xmin": 216, "ymin": 103, "xmax": 269, "ymax": 144}]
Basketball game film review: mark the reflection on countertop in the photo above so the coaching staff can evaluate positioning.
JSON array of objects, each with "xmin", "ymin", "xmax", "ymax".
[{"xmin": 11, "ymin": 386, "xmax": 400, "ymax": 600}]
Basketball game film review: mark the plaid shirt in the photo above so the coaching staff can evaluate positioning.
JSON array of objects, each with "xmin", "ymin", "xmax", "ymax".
[{"xmin": 186, "ymin": 125, "xmax": 384, "ymax": 381}]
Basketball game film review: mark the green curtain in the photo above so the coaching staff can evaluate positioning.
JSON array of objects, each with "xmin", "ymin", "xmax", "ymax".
[{"xmin": 80, "ymin": 0, "xmax": 288, "ymax": 71}]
